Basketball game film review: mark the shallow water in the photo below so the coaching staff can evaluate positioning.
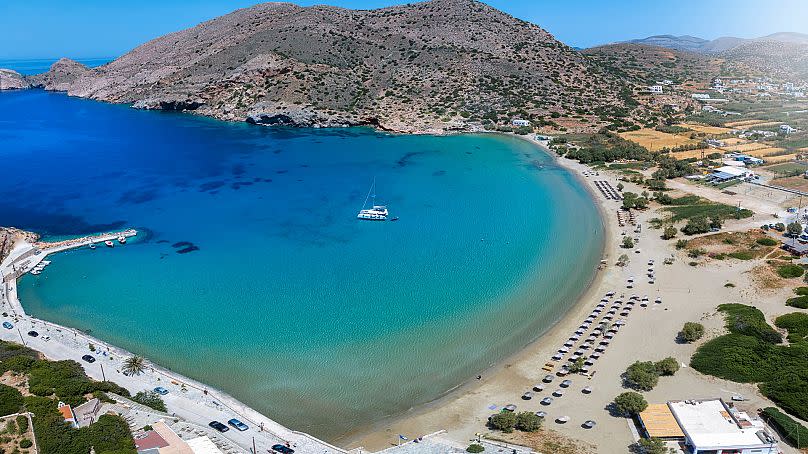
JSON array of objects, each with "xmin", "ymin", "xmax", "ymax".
[{"xmin": 2, "ymin": 90, "xmax": 603, "ymax": 439}]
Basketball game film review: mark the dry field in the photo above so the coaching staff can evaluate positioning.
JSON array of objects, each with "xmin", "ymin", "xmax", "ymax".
[
  {"xmin": 719, "ymin": 142, "xmax": 768, "ymax": 153},
  {"xmin": 725, "ymin": 119, "xmax": 770, "ymax": 128},
  {"xmin": 745, "ymin": 147, "xmax": 787, "ymax": 157},
  {"xmin": 684, "ymin": 230, "xmax": 776, "ymax": 261},
  {"xmin": 762, "ymin": 153, "xmax": 800, "ymax": 164},
  {"xmin": 722, "ymin": 137, "xmax": 748, "ymax": 145},
  {"xmin": 670, "ymin": 148, "xmax": 712, "ymax": 159},
  {"xmin": 676, "ymin": 123, "xmax": 733, "ymax": 135},
  {"xmin": 619, "ymin": 128, "xmax": 696, "ymax": 151},
  {"xmin": 770, "ymin": 176, "xmax": 808, "ymax": 192}
]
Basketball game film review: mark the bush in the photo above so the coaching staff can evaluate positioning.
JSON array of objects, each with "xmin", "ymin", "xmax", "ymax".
[
  {"xmin": 515, "ymin": 411, "xmax": 541, "ymax": 432},
  {"xmin": 762, "ymin": 407, "xmax": 808, "ymax": 448},
  {"xmin": 786, "ymin": 295, "xmax": 808, "ymax": 309},
  {"xmin": 795, "ymin": 287, "xmax": 808, "ymax": 296},
  {"xmin": 679, "ymin": 322, "xmax": 704, "ymax": 343},
  {"xmin": 718, "ymin": 304, "xmax": 782, "ymax": 343},
  {"xmin": 490, "ymin": 411, "xmax": 516, "ymax": 432},
  {"xmin": 775, "ymin": 313, "xmax": 808, "ymax": 343},
  {"xmin": 675, "ymin": 239, "xmax": 688, "ymax": 250},
  {"xmin": 634, "ymin": 437, "xmax": 669, "ymax": 454},
  {"xmin": 19, "ymin": 439, "xmax": 32, "ymax": 449},
  {"xmin": 681, "ymin": 216, "xmax": 710, "ymax": 235},
  {"xmin": 728, "ymin": 251, "xmax": 754, "ymax": 260},
  {"xmin": 756, "ymin": 237, "xmax": 778, "ymax": 246},
  {"xmin": 622, "ymin": 236, "xmax": 635, "ymax": 249},
  {"xmin": 131, "ymin": 391, "xmax": 167, "ymax": 412},
  {"xmin": 625, "ymin": 362, "xmax": 659, "ymax": 391},
  {"xmin": 614, "ymin": 392, "xmax": 647, "ymax": 416},
  {"xmin": 662, "ymin": 225, "xmax": 677, "ymax": 240},
  {"xmin": 0, "ymin": 384, "xmax": 24, "ymax": 416},
  {"xmin": 655, "ymin": 357, "xmax": 680, "ymax": 376},
  {"xmin": 466, "ymin": 444, "xmax": 485, "ymax": 453},
  {"xmin": 16, "ymin": 415, "xmax": 28, "ymax": 434},
  {"xmin": 778, "ymin": 264, "xmax": 805, "ymax": 279}
]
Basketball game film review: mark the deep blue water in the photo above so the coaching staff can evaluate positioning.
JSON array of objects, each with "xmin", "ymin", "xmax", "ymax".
[
  {"xmin": 0, "ymin": 58, "xmax": 113, "ymax": 75},
  {"xmin": 1, "ymin": 89, "xmax": 603, "ymax": 440}
]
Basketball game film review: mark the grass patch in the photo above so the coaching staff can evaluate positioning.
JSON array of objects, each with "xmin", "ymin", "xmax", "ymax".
[
  {"xmin": 775, "ymin": 313, "xmax": 808, "ymax": 343},
  {"xmin": 728, "ymin": 251, "xmax": 755, "ymax": 260},
  {"xmin": 664, "ymin": 195, "xmax": 753, "ymax": 222},
  {"xmin": 756, "ymin": 237, "xmax": 778, "ymax": 246},
  {"xmin": 786, "ymin": 295, "xmax": 808, "ymax": 309},
  {"xmin": 778, "ymin": 264, "xmax": 805, "ymax": 279}
]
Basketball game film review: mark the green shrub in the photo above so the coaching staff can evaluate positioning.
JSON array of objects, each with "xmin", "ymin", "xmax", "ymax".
[
  {"xmin": 613, "ymin": 391, "xmax": 647, "ymax": 416},
  {"xmin": 718, "ymin": 303, "xmax": 782, "ymax": 343},
  {"xmin": 775, "ymin": 313, "xmax": 808, "ymax": 343},
  {"xmin": 728, "ymin": 251, "xmax": 754, "ymax": 260},
  {"xmin": 131, "ymin": 391, "xmax": 167, "ymax": 413},
  {"xmin": 489, "ymin": 411, "xmax": 516, "ymax": 432},
  {"xmin": 0, "ymin": 384, "xmax": 24, "ymax": 416},
  {"xmin": 787, "ymin": 296, "xmax": 808, "ymax": 308},
  {"xmin": 515, "ymin": 411, "xmax": 541, "ymax": 432},
  {"xmin": 466, "ymin": 444, "xmax": 485, "ymax": 453},
  {"xmin": 756, "ymin": 237, "xmax": 778, "ymax": 246},
  {"xmin": 679, "ymin": 322, "xmax": 704, "ymax": 343},
  {"xmin": 15, "ymin": 415, "xmax": 28, "ymax": 434},
  {"xmin": 19, "ymin": 439, "xmax": 32, "ymax": 449},
  {"xmin": 625, "ymin": 361, "xmax": 659, "ymax": 390},
  {"xmin": 675, "ymin": 239, "xmax": 688, "ymax": 249},
  {"xmin": 795, "ymin": 287, "xmax": 808, "ymax": 296},
  {"xmin": 761, "ymin": 407, "xmax": 808, "ymax": 448},
  {"xmin": 655, "ymin": 357, "xmax": 680, "ymax": 376},
  {"xmin": 635, "ymin": 437, "xmax": 669, "ymax": 454},
  {"xmin": 681, "ymin": 216, "xmax": 710, "ymax": 235},
  {"xmin": 779, "ymin": 264, "xmax": 805, "ymax": 279}
]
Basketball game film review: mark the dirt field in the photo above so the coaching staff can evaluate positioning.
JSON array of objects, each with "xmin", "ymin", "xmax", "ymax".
[
  {"xmin": 676, "ymin": 123, "xmax": 734, "ymax": 135},
  {"xmin": 762, "ymin": 153, "xmax": 799, "ymax": 164},
  {"xmin": 770, "ymin": 176, "xmax": 808, "ymax": 192},
  {"xmin": 619, "ymin": 128, "xmax": 697, "ymax": 151},
  {"xmin": 722, "ymin": 138, "xmax": 748, "ymax": 145},
  {"xmin": 670, "ymin": 148, "xmax": 712, "ymax": 159},
  {"xmin": 719, "ymin": 143, "xmax": 768, "ymax": 153},
  {"xmin": 746, "ymin": 147, "xmax": 787, "ymax": 157},
  {"xmin": 725, "ymin": 119, "xmax": 773, "ymax": 128}
]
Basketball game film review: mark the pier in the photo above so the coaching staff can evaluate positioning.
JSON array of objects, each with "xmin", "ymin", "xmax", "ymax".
[{"xmin": 0, "ymin": 228, "xmax": 137, "ymax": 317}]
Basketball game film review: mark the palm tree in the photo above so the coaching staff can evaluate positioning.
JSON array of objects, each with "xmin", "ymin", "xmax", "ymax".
[{"xmin": 122, "ymin": 355, "xmax": 146, "ymax": 376}]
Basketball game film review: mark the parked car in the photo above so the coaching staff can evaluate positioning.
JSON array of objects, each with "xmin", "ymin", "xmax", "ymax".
[
  {"xmin": 2, "ymin": 322, "xmax": 12, "ymax": 329},
  {"xmin": 227, "ymin": 418, "xmax": 248, "ymax": 431},
  {"xmin": 81, "ymin": 354, "xmax": 96, "ymax": 363},
  {"xmin": 153, "ymin": 387, "xmax": 169, "ymax": 396},
  {"xmin": 27, "ymin": 331, "xmax": 38, "ymax": 337},
  {"xmin": 271, "ymin": 445, "xmax": 294, "ymax": 454},
  {"xmin": 208, "ymin": 421, "xmax": 229, "ymax": 433}
]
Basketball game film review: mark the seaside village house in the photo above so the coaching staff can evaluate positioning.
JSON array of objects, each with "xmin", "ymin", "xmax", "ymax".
[
  {"xmin": 511, "ymin": 119, "xmax": 531, "ymax": 127},
  {"xmin": 134, "ymin": 420, "xmax": 224, "ymax": 454},
  {"xmin": 58, "ymin": 398, "xmax": 104, "ymax": 429},
  {"xmin": 639, "ymin": 399, "xmax": 779, "ymax": 454}
]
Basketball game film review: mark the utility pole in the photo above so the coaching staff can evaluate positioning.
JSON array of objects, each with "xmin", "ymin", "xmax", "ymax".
[
  {"xmin": 100, "ymin": 363, "xmax": 106, "ymax": 381},
  {"xmin": 17, "ymin": 327, "xmax": 26, "ymax": 346}
]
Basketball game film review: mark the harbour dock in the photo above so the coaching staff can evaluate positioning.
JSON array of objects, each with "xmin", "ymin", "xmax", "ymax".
[{"xmin": 0, "ymin": 228, "xmax": 137, "ymax": 317}]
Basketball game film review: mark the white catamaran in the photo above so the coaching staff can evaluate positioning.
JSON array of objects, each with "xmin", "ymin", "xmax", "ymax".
[{"xmin": 357, "ymin": 178, "xmax": 389, "ymax": 221}]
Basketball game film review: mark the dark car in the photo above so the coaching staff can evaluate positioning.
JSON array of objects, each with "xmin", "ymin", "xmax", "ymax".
[
  {"xmin": 271, "ymin": 444, "xmax": 294, "ymax": 454},
  {"xmin": 81, "ymin": 354, "xmax": 96, "ymax": 363},
  {"xmin": 208, "ymin": 421, "xmax": 229, "ymax": 433},
  {"xmin": 27, "ymin": 330, "xmax": 39, "ymax": 337},
  {"xmin": 227, "ymin": 418, "xmax": 248, "ymax": 431}
]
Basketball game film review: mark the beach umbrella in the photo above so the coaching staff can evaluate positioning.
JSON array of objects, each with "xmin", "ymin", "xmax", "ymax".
[
  {"xmin": 556, "ymin": 416, "xmax": 570, "ymax": 424},
  {"xmin": 543, "ymin": 374, "xmax": 554, "ymax": 383},
  {"xmin": 504, "ymin": 404, "xmax": 517, "ymax": 412},
  {"xmin": 533, "ymin": 384, "xmax": 544, "ymax": 392},
  {"xmin": 583, "ymin": 420, "xmax": 597, "ymax": 429},
  {"xmin": 522, "ymin": 392, "xmax": 534, "ymax": 400},
  {"xmin": 582, "ymin": 386, "xmax": 592, "ymax": 394},
  {"xmin": 541, "ymin": 397, "xmax": 553, "ymax": 405},
  {"xmin": 552, "ymin": 389, "xmax": 564, "ymax": 397},
  {"xmin": 535, "ymin": 411, "xmax": 547, "ymax": 418},
  {"xmin": 560, "ymin": 379, "xmax": 572, "ymax": 388}
]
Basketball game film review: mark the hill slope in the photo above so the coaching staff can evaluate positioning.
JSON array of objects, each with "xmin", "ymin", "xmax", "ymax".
[{"xmin": 22, "ymin": 0, "xmax": 630, "ymax": 132}]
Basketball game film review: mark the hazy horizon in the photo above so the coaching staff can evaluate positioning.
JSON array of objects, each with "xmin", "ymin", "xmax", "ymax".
[{"xmin": 1, "ymin": 0, "xmax": 807, "ymax": 59}]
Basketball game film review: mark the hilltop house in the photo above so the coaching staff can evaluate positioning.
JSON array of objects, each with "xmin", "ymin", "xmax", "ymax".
[
  {"xmin": 58, "ymin": 402, "xmax": 77, "ymax": 429},
  {"xmin": 648, "ymin": 85, "xmax": 663, "ymax": 94},
  {"xmin": 781, "ymin": 124, "xmax": 797, "ymax": 134},
  {"xmin": 692, "ymin": 93, "xmax": 711, "ymax": 100},
  {"xmin": 511, "ymin": 119, "xmax": 530, "ymax": 127}
]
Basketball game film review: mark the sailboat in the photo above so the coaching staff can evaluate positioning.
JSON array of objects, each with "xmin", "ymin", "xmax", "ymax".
[{"xmin": 357, "ymin": 178, "xmax": 389, "ymax": 221}]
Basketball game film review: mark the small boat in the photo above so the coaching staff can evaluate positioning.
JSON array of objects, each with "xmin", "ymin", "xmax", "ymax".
[
  {"xmin": 105, "ymin": 240, "xmax": 114, "ymax": 248},
  {"xmin": 30, "ymin": 270, "xmax": 40, "ymax": 275},
  {"xmin": 357, "ymin": 178, "xmax": 389, "ymax": 221},
  {"xmin": 89, "ymin": 243, "xmax": 97, "ymax": 250},
  {"xmin": 390, "ymin": 217, "xmax": 399, "ymax": 222},
  {"xmin": 117, "ymin": 236, "xmax": 126, "ymax": 244}
]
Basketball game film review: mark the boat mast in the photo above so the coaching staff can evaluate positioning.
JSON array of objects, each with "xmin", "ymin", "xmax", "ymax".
[{"xmin": 361, "ymin": 177, "xmax": 375, "ymax": 210}]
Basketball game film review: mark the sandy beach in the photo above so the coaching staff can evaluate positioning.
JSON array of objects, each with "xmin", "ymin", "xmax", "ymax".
[{"xmin": 345, "ymin": 135, "xmax": 803, "ymax": 454}]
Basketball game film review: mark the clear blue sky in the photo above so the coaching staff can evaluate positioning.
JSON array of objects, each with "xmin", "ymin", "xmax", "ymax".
[{"xmin": 2, "ymin": 0, "xmax": 807, "ymax": 59}]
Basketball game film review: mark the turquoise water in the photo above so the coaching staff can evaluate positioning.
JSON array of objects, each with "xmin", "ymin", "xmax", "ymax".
[{"xmin": 1, "ymin": 89, "xmax": 603, "ymax": 440}]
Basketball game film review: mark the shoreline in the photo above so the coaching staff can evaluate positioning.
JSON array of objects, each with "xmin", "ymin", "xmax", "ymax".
[
  {"xmin": 0, "ymin": 130, "xmax": 613, "ymax": 454},
  {"xmin": 340, "ymin": 132, "xmax": 619, "ymax": 450}
]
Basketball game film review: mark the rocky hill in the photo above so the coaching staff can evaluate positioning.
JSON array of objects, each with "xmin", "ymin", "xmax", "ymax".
[
  {"xmin": 20, "ymin": 0, "xmax": 631, "ymax": 132},
  {"xmin": 584, "ymin": 43, "xmax": 724, "ymax": 85},
  {"xmin": 0, "ymin": 69, "xmax": 30, "ymax": 90}
]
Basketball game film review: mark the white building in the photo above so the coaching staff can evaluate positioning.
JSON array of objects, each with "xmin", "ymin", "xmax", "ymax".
[
  {"xmin": 511, "ymin": 119, "xmax": 530, "ymax": 127},
  {"xmin": 648, "ymin": 85, "xmax": 664, "ymax": 94},
  {"xmin": 781, "ymin": 124, "xmax": 796, "ymax": 134},
  {"xmin": 692, "ymin": 93, "xmax": 711, "ymax": 100},
  {"xmin": 668, "ymin": 399, "xmax": 778, "ymax": 454}
]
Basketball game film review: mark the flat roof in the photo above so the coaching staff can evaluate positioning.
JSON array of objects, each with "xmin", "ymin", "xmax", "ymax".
[
  {"xmin": 186, "ymin": 436, "xmax": 225, "ymax": 454},
  {"xmin": 668, "ymin": 399, "xmax": 773, "ymax": 450},
  {"xmin": 639, "ymin": 404, "xmax": 685, "ymax": 439},
  {"xmin": 713, "ymin": 166, "xmax": 747, "ymax": 176}
]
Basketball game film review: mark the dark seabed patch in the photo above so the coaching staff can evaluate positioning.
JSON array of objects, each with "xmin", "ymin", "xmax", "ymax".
[
  {"xmin": 0, "ymin": 204, "xmax": 126, "ymax": 236},
  {"xmin": 231, "ymin": 163, "xmax": 246, "ymax": 176},
  {"xmin": 172, "ymin": 241, "xmax": 199, "ymax": 254},
  {"xmin": 396, "ymin": 151, "xmax": 426, "ymax": 168},
  {"xmin": 231, "ymin": 181, "xmax": 254, "ymax": 190},
  {"xmin": 118, "ymin": 188, "xmax": 159, "ymax": 204},
  {"xmin": 432, "ymin": 170, "xmax": 446, "ymax": 176},
  {"xmin": 276, "ymin": 170, "xmax": 288, "ymax": 174},
  {"xmin": 199, "ymin": 181, "xmax": 225, "ymax": 192}
]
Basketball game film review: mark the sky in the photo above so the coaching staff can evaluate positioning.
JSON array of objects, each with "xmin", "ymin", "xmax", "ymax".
[{"xmin": 1, "ymin": 0, "xmax": 808, "ymax": 59}]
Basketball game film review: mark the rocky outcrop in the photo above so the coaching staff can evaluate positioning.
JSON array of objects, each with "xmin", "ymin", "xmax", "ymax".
[
  {"xmin": 28, "ymin": 0, "xmax": 632, "ymax": 132},
  {"xmin": 0, "ymin": 69, "xmax": 30, "ymax": 90},
  {"xmin": 0, "ymin": 227, "xmax": 38, "ymax": 263}
]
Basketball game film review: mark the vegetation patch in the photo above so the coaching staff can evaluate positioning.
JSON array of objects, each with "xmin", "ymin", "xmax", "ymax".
[
  {"xmin": 665, "ymin": 196, "xmax": 753, "ymax": 223},
  {"xmin": 761, "ymin": 407, "xmax": 808, "ymax": 449},
  {"xmin": 777, "ymin": 264, "xmax": 805, "ymax": 279}
]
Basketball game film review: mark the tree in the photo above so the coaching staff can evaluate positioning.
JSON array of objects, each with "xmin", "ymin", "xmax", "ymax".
[
  {"xmin": 655, "ymin": 357, "xmax": 680, "ymax": 376},
  {"xmin": 634, "ymin": 197, "xmax": 649, "ymax": 209},
  {"xmin": 616, "ymin": 182, "xmax": 624, "ymax": 192},
  {"xmin": 775, "ymin": 223, "xmax": 786, "ymax": 232},
  {"xmin": 710, "ymin": 216, "xmax": 722, "ymax": 230},
  {"xmin": 614, "ymin": 391, "xmax": 648, "ymax": 416},
  {"xmin": 679, "ymin": 322, "xmax": 704, "ymax": 343},
  {"xmin": 654, "ymin": 192, "xmax": 672, "ymax": 204},
  {"xmin": 662, "ymin": 225, "xmax": 677, "ymax": 240},
  {"xmin": 623, "ymin": 192, "xmax": 638, "ymax": 210},
  {"xmin": 122, "ymin": 355, "xmax": 146, "ymax": 376},
  {"xmin": 682, "ymin": 216, "xmax": 710, "ymax": 235},
  {"xmin": 622, "ymin": 236, "xmax": 635, "ymax": 249},
  {"xmin": 467, "ymin": 444, "xmax": 485, "ymax": 453},
  {"xmin": 634, "ymin": 437, "xmax": 672, "ymax": 454},
  {"xmin": 131, "ymin": 390, "xmax": 167, "ymax": 412},
  {"xmin": 625, "ymin": 361, "xmax": 659, "ymax": 391},
  {"xmin": 568, "ymin": 357, "xmax": 585, "ymax": 373},
  {"xmin": 515, "ymin": 411, "xmax": 542, "ymax": 432},
  {"xmin": 0, "ymin": 384, "xmax": 24, "ymax": 416},
  {"xmin": 617, "ymin": 254, "xmax": 630, "ymax": 267},
  {"xmin": 788, "ymin": 222, "xmax": 803, "ymax": 237},
  {"xmin": 489, "ymin": 411, "xmax": 517, "ymax": 432}
]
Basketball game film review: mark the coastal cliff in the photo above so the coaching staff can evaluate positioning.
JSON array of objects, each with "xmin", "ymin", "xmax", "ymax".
[
  {"xmin": 0, "ymin": 69, "xmax": 30, "ymax": 90},
  {"xmin": 0, "ymin": 227, "xmax": 38, "ymax": 263},
  {"xmin": 12, "ymin": 0, "xmax": 630, "ymax": 132}
]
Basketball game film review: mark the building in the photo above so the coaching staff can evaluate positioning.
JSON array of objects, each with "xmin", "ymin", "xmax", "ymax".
[
  {"xmin": 781, "ymin": 124, "xmax": 796, "ymax": 134},
  {"xmin": 58, "ymin": 401, "xmax": 77, "ymax": 428},
  {"xmin": 648, "ymin": 85, "xmax": 663, "ymax": 94},
  {"xmin": 706, "ymin": 139, "xmax": 725, "ymax": 148},
  {"xmin": 668, "ymin": 399, "xmax": 778, "ymax": 454},
  {"xmin": 708, "ymin": 166, "xmax": 751, "ymax": 182},
  {"xmin": 639, "ymin": 404, "xmax": 685, "ymax": 440},
  {"xmin": 692, "ymin": 93, "xmax": 711, "ymax": 100},
  {"xmin": 73, "ymin": 398, "xmax": 102, "ymax": 428},
  {"xmin": 511, "ymin": 119, "xmax": 530, "ymax": 127},
  {"xmin": 134, "ymin": 421, "xmax": 222, "ymax": 454}
]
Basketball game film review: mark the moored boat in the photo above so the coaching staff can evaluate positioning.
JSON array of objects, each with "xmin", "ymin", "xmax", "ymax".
[
  {"xmin": 117, "ymin": 235, "xmax": 126, "ymax": 244},
  {"xmin": 357, "ymin": 178, "xmax": 390, "ymax": 221},
  {"xmin": 105, "ymin": 240, "xmax": 114, "ymax": 247}
]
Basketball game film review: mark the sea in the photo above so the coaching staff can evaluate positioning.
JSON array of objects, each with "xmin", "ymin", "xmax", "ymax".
[{"xmin": 0, "ymin": 88, "xmax": 604, "ymax": 440}]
